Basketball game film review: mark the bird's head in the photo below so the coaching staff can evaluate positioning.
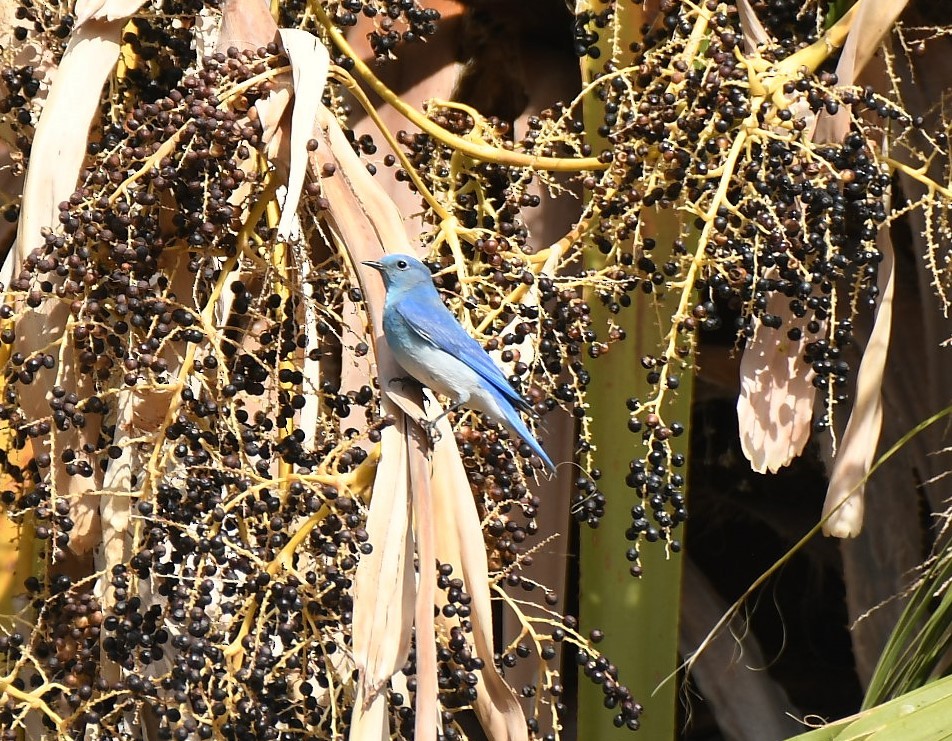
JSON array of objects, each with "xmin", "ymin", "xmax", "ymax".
[{"xmin": 362, "ymin": 254, "xmax": 434, "ymax": 291}]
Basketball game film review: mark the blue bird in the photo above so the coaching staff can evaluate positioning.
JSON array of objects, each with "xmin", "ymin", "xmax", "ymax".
[{"xmin": 364, "ymin": 254, "xmax": 555, "ymax": 473}]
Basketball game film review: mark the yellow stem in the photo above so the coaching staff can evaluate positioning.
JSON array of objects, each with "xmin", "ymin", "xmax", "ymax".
[
  {"xmin": 884, "ymin": 156, "xmax": 952, "ymax": 199},
  {"xmin": 310, "ymin": 0, "xmax": 606, "ymax": 173},
  {"xmin": 330, "ymin": 66, "xmax": 449, "ymax": 221},
  {"xmin": 772, "ymin": 0, "xmax": 861, "ymax": 83},
  {"xmin": 0, "ymin": 676, "xmax": 64, "ymax": 732},
  {"xmin": 648, "ymin": 112, "xmax": 757, "ymax": 417}
]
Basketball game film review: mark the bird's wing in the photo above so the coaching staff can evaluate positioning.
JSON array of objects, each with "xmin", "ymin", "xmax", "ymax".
[{"xmin": 393, "ymin": 290, "xmax": 531, "ymax": 412}]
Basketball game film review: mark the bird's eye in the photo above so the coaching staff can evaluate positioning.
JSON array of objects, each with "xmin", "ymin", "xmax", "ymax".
[{"xmin": 396, "ymin": 260, "xmax": 408, "ymax": 270}]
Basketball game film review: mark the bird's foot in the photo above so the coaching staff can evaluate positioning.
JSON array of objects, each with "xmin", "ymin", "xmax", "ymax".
[
  {"xmin": 420, "ymin": 418, "xmax": 442, "ymax": 446},
  {"xmin": 389, "ymin": 375, "xmax": 423, "ymax": 391}
]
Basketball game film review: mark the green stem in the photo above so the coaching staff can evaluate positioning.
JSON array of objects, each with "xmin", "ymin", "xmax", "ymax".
[
  {"xmin": 578, "ymin": 218, "xmax": 691, "ymax": 739},
  {"xmin": 575, "ymin": 3, "xmax": 694, "ymax": 738}
]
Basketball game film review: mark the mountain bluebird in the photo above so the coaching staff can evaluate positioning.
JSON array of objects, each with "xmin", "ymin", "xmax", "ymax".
[{"xmin": 364, "ymin": 254, "xmax": 555, "ymax": 473}]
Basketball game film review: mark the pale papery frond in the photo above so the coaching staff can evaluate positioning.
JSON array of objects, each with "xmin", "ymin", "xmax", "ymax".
[
  {"xmin": 822, "ymin": 198, "xmax": 895, "ymax": 537},
  {"xmin": 350, "ymin": 418, "xmax": 414, "ymax": 720},
  {"xmin": 305, "ymin": 97, "xmax": 423, "ymax": 740},
  {"xmin": 276, "ymin": 29, "xmax": 329, "ymax": 240},
  {"xmin": 73, "ymin": 0, "xmax": 148, "ymax": 27},
  {"xmin": 735, "ymin": 0, "xmax": 772, "ymax": 51},
  {"xmin": 14, "ymin": 17, "xmax": 128, "ymax": 554},
  {"xmin": 736, "ymin": 1, "xmax": 906, "ymax": 481},
  {"xmin": 409, "ymin": 415, "xmax": 439, "ymax": 741},
  {"xmin": 254, "ymin": 84, "xmax": 292, "ymax": 165},
  {"xmin": 811, "ymin": 9, "xmax": 902, "ymax": 536},
  {"xmin": 734, "ymin": 3, "xmax": 818, "ymax": 477},
  {"xmin": 216, "ymin": 0, "xmax": 274, "ymax": 53},
  {"xmin": 216, "ymin": 6, "xmax": 423, "ymax": 727},
  {"xmin": 813, "ymin": 0, "xmax": 911, "ymax": 144},
  {"xmin": 812, "ymin": 4, "xmax": 902, "ymax": 537},
  {"xmin": 737, "ymin": 299, "xmax": 816, "ymax": 475},
  {"xmin": 429, "ymin": 414, "xmax": 529, "ymax": 741},
  {"xmin": 6, "ymin": 9, "xmax": 174, "ymax": 737}
]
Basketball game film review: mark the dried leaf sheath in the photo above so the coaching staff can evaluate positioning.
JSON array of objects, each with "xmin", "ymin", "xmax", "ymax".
[
  {"xmin": 308, "ymin": 69, "xmax": 530, "ymax": 740},
  {"xmin": 410, "ymin": 422, "xmax": 439, "ymax": 741},
  {"xmin": 813, "ymin": 0, "xmax": 910, "ymax": 144},
  {"xmin": 275, "ymin": 28, "xmax": 329, "ymax": 240},
  {"xmin": 11, "ymin": 17, "xmax": 129, "ymax": 554},
  {"xmin": 735, "ymin": 0, "xmax": 904, "ymax": 488},
  {"xmin": 737, "ymin": 293, "xmax": 816, "ymax": 475},
  {"xmin": 74, "ymin": 0, "xmax": 148, "ymax": 27},
  {"xmin": 350, "ymin": 417, "xmax": 414, "ymax": 714},
  {"xmin": 822, "ymin": 196, "xmax": 895, "ymax": 537},
  {"xmin": 429, "ymin": 414, "xmax": 530, "ymax": 741}
]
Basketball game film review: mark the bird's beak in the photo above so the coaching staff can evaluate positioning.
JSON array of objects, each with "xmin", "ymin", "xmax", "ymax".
[{"xmin": 362, "ymin": 260, "xmax": 384, "ymax": 271}]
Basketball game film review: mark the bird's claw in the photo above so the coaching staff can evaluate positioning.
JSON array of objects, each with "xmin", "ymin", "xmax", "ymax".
[
  {"xmin": 420, "ymin": 419, "xmax": 442, "ymax": 446},
  {"xmin": 389, "ymin": 375, "xmax": 422, "ymax": 391}
]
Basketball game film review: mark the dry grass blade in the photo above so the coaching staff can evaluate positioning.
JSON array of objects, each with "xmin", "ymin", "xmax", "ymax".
[
  {"xmin": 822, "ymin": 193, "xmax": 895, "ymax": 537},
  {"xmin": 680, "ymin": 559, "xmax": 803, "ymax": 740}
]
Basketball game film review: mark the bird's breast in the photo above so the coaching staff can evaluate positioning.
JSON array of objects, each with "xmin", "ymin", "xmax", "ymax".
[
  {"xmin": 382, "ymin": 304, "xmax": 510, "ymax": 424},
  {"xmin": 389, "ymin": 335, "xmax": 475, "ymax": 403}
]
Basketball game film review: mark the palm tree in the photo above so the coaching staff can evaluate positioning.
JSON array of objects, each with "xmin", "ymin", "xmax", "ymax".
[{"xmin": 2, "ymin": 1, "xmax": 952, "ymax": 740}]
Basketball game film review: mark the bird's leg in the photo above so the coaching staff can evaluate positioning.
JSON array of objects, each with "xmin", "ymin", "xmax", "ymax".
[
  {"xmin": 420, "ymin": 402, "xmax": 460, "ymax": 447},
  {"xmin": 386, "ymin": 376, "xmax": 456, "ymax": 445}
]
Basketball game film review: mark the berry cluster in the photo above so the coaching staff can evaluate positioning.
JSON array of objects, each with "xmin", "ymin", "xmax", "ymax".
[
  {"xmin": 560, "ymin": 1, "xmax": 906, "ymax": 553},
  {"xmin": 278, "ymin": 0, "xmax": 441, "ymax": 61},
  {"xmin": 0, "ymin": 2, "xmax": 649, "ymax": 739},
  {"xmin": 372, "ymin": 0, "xmax": 950, "ymax": 576},
  {"xmin": 4, "ymin": 0, "xmax": 949, "ymax": 738}
]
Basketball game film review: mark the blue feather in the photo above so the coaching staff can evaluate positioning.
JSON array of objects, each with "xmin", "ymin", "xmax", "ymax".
[
  {"xmin": 392, "ymin": 292, "xmax": 530, "ymax": 412},
  {"xmin": 365, "ymin": 254, "xmax": 555, "ymax": 473},
  {"xmin": 482, "ymin": 385, "xmax": 555, "ymax": 471}
]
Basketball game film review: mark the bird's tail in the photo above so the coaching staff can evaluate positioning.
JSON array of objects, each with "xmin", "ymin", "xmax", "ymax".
[{"xmin": 499, "ymin": 402, "xmax": 556, "ymax": 474}]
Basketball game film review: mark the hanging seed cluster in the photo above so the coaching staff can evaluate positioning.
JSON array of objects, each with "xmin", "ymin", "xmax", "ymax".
[
  {"xmin": 376, "ymin": 0, "xmax": 952, "ymax": 573},
  {"xmin": 3, "ymin": 0, "xmax": 952, "ymax": 737},
  {"xmin": 561, "ymin": 0, "xmax": 944, "ymax": 565},
  {"xmin": 0, "ymin": 1, "xmax": 651, "ymax": 739},
  {"xmin": 277, "ymin": 0, "xmax": 441, "ymax": 62},
  {"xmin": 744, "ymin": 0, "xmax": 822, "ymax": 47}
]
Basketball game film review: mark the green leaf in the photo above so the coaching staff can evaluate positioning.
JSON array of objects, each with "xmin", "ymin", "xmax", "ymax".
[{"xmin": 789, "ymin": 675, "xmax": 952, "ymax": 740}]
